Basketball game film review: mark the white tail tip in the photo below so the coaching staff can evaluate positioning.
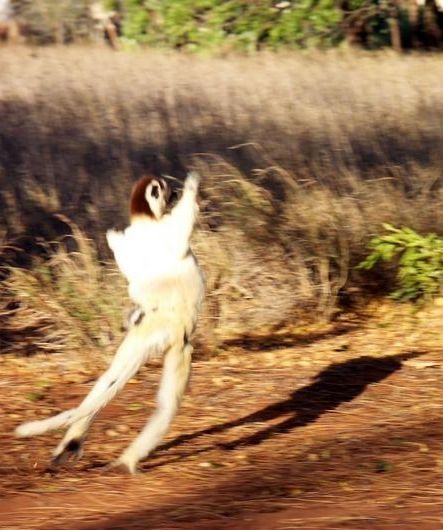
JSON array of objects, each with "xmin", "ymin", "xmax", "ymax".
[{"xmin": 15, "ymin": 421, "xmax": 44, "ymax": 438}]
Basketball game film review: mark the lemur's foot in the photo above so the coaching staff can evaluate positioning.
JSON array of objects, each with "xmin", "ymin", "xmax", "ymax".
[
  {"xmin": 107, "ymin": 456, "xmax": 138, "ymax": 475},
  {"xmin": 51, "ymin": 439, "xmax": 84, "ymax": 466}
]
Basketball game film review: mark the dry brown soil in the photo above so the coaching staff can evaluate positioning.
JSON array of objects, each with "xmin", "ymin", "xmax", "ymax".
[{"xmin": 1, "ymin": 301, "xmax": 443, "ymax": 530}]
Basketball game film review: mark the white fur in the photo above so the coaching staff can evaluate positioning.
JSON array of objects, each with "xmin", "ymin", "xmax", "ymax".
[
  {"xmin": 16, "ymin": 172, "xmax": 205, "ymax": 474},
  {"xmin": 106, "ymin": 172, "xmax": 200, "ymax": 305}
]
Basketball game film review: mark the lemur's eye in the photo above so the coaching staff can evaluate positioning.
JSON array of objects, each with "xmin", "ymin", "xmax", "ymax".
[{"xmin": 151, "ymin": 185, "xmax": 159, "ymax": 199}]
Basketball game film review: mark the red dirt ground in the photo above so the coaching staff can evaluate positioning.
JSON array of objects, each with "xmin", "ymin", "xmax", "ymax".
[{"xmin": 1, "ymin": 301, "xmax": 443, "ymax": 530}]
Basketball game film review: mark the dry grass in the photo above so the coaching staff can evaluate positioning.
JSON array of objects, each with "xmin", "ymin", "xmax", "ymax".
[
  {"xmin": 0, "ymin": 47, "xmax": 442, "ymax": 355},
  {"xmin": 1, "ymin": 221, "xmax": 127, "ymax": 358}
]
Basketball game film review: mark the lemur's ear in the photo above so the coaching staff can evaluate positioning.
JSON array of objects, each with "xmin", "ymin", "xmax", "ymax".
[{"xmin": 130, "ymin": 176, "xmax": 156, "ymax": 218}]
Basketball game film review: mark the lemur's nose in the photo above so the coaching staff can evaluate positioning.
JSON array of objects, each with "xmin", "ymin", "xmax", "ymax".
[{"xmin": 151, "ymin": 185, "xmax": 159, "ymax": 199}]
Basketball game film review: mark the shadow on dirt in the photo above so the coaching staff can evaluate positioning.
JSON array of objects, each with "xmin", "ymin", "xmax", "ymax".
[
  {"xmin": 159, "ymin": 352, "xmax": 422, "ymax": 453},
  {"xmin": 68, "ymin": 352, "xmax": 441, "ymax": 530}
]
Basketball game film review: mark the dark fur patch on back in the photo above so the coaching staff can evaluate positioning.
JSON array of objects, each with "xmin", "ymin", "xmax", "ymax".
[{"xmin": 133, "ymin": 309, "xmax": 145, "ymax": 325}]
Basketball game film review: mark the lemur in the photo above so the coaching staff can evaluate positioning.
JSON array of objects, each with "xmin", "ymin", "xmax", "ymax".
[{"xmin": 16, "ymin": 172, "xmax": 205, "ymax": 474}]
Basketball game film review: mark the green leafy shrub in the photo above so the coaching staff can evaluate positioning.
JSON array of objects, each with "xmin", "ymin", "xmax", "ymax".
[
  {"xmin": 118, "ymin": 0, "xmax": 343, "ymax": 51},
  {"xmin": 358, "ymin": 224, "xmax": 443, "ymax": 301}
]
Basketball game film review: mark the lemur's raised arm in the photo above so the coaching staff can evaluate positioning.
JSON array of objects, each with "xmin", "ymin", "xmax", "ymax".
[{"xmin": 164, "ymin": 172, "xmax": 200, "ymax": 255}]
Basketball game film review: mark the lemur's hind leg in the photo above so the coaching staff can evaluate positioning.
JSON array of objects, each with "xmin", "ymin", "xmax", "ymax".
[
  {"xmin": 17, "ymin": 322, "xmax": 171, "ymax": 466},
  {"xmin": 115, "ymin": 338, "xmax": 193, "ymax": 474},
  {"xmin": 50, "ymin": 328, "xmax": 170, "ymax": 465}
]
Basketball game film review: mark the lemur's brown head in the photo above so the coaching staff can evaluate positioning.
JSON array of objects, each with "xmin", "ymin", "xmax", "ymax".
[{"xmin": 130, "ymin": 176, "xmax": 172, "ymax": 220}]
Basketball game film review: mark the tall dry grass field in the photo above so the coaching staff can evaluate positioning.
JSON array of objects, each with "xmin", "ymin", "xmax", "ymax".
[{"xmin": 0, "ymin": 48, "xmax": 442, "ymax": 356}]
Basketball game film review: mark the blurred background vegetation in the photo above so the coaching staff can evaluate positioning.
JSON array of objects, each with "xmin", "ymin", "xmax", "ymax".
[
  {"xmin": 1, "ymin": 0, "xmax": 442, "ymax": 51},
  {"xmin": 0, "ymin": 1, "xmax": 442, "ymax": 357},
  {"xmin": 1, "ymin": 49, "xmax": 442, "ymax": 356},
  {"xmin": 108, "ymin": 0, "xmax": 443, "ymax": 51}
]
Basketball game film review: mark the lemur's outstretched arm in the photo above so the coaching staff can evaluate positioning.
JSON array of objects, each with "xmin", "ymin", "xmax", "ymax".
[{"xmin": 166, "ymin": 172, "xmax": 200, "ymax": 252}]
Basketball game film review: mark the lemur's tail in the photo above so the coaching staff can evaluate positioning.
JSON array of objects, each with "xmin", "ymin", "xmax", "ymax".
[{"xmin": 15, "ymin": 329, "xmax": 172, "ymax": 438}]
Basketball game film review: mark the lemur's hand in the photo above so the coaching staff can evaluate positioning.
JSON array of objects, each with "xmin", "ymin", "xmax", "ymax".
[{"xmin": 184, "ymin": 171, "xmax": 200, "ymax": 194}]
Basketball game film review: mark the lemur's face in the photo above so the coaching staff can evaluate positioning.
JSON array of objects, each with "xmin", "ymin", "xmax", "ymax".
[
  {"xmin": 145, "ymin": 178, "xmax": 170, "ymax": 220},
  {"xmin": 131, "ymin": 176, "xmax": 172, "ymax": 220}
]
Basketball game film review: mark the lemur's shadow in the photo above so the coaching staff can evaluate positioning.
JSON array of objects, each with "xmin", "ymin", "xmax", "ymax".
[{"xmin": 159, "ymin": 352, "xmax": 421, "ymax": 453}]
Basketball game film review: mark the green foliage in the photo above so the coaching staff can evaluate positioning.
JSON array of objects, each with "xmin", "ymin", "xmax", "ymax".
[
  {"xmin": 120, "ymin": 0, "xmax": 343, "ymax": 51},
  {"xmin": 358, "ymin": 224, "xmax": 443, "ymax": 302}
]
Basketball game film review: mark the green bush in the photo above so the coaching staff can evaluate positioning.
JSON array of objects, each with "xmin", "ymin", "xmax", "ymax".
[
  {"xmin": 117, "ymin": 0, "xmax": 343, "ymax": 51},
  {"xmin": 358, "ymin": 224, "xmax": 443, "ymax": 302}
]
